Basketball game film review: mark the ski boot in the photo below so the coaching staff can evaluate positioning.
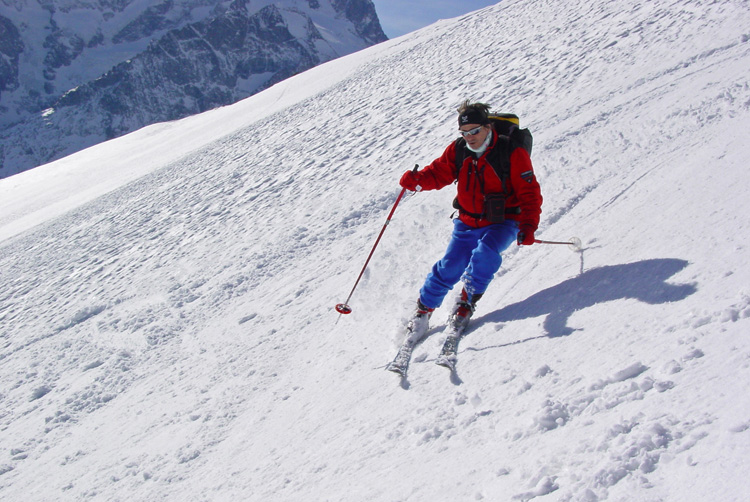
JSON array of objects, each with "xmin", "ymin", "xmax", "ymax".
[
  {"xmin": 405, "ymin": 299, "xmax": 434, "ymax": 344},
  {"xmin": 448, "ymin": 288, "xmax": 483, "ymax": 331}
]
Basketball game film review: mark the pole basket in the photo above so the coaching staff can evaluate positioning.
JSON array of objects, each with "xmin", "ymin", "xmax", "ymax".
[
  {"xmin": 534, "ymin": 237, "xmax": 582, "ymax": 252},
  {"xmin": 335, "ymin": 303, "xmax": 353, "ymax": 314}
]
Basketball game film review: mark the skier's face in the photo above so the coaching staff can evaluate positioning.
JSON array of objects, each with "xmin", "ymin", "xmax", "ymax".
[{"xmin": 459, "ymin": 124, "xmax": 490, "ymax": 149}]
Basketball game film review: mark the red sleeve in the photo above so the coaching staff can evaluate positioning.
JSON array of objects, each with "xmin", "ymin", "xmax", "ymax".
[
  {"xmin": 414, "ymin": 141, "xmax": 460, "ymax": 191},
  {"xmin": 509, "ymin": 148, "xmax": 543, "ymax": 229}
]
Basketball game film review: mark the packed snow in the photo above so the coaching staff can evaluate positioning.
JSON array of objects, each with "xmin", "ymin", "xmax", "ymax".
[{"xmin": 1, "ymin": 0, "xmax": 750, "ymax": 500}]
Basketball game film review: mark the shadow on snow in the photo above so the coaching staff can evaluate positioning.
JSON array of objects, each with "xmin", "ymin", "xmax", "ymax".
[{"xmin": 474, "ymin": 258, "xmax": 697, "ymax": 339}]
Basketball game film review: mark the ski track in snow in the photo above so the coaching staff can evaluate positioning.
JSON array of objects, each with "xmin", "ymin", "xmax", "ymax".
[{"xmin": 2, "ymin": 0, "xmax": 750, "ymax": 500}]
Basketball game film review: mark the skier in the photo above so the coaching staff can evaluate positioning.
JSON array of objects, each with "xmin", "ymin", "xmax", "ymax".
[{"xmin": 397, "ymin": 100, "xmax": 543, "ymax": 366}]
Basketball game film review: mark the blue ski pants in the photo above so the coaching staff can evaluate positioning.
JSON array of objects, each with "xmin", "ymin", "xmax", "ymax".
[{"xmin": 419, "ymin": 219, "xmax": 519, "ymax": 309}]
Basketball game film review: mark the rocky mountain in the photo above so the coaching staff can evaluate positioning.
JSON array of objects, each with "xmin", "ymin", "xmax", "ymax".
[{"xmin": 0, "ymin": 0, "xmax": 386, "ymax": 177}]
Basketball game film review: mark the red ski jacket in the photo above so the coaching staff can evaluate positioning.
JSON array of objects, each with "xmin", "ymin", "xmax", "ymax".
[{"xmin": 415, "ymin": 130, "xmax": 543, "ymax": 229}]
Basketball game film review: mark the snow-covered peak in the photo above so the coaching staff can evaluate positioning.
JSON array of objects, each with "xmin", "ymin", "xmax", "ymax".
[{"xmin": 0, "ymin": 0, "xmax": 386, "ymax": 175}]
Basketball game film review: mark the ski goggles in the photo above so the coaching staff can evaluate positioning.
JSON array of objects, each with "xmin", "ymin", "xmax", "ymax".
[{"xmin": 459, "ymin": 126, "xmax": 484, "ymax": 137}]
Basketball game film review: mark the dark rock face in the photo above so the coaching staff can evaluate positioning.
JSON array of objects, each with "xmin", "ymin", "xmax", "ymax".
[
  {"xmin": 0, "ymin": 0, "xmax": 387, "ymax": 177},
  {"xmin": 0, "ymin": 15, "xmax": 23, "ymax": 97},
  {"xmin": 331, "ymin": 0, "xmax": 386, "ymax": 44}
]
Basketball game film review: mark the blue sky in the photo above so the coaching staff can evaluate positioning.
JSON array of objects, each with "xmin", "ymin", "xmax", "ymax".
[{"xmin": 372, "ymin": 0, "xmax": 500, "ymax": 38}]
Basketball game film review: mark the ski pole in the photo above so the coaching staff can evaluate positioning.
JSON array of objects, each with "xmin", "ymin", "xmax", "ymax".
[
  {"xmin": 335, "ymin": 187, "xmax": 407, "ymax": 315},
  {"xmin": 534, "ymin": 237, "xmax": 582, "ymax": 251},
  {"xmin": 336, "ymin": 167, "xmax": 416, "ymax": 315}
]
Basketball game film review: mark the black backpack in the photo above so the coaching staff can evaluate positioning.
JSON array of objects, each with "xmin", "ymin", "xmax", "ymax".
[
  {"xmin": 454, "ymin": 113, "xmax": 533, "ymax": 184},
  {"xmin": 452, "ymin": 113, "xmax": 533, "ymax": 220}
]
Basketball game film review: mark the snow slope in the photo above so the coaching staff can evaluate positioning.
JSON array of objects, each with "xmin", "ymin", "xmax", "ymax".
[{"xmin": 2, "ymin": 0, "xmax": 750, "ymax": 500}]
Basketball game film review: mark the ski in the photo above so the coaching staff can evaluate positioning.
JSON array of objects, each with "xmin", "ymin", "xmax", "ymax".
[
  {"xmin": 386, "ymin": 339, "xmax": 416, "ymax": 377},
  {"xmin": 386, "ymin": 313, "xmax": 431, "ymax": 379},
  {"xmin": 435, "ymin": 317, "xmax": 469, "ymax": 371},
  {"xmin": 435, "ymin": 331, "xmax": 461, "ymax": 370}
]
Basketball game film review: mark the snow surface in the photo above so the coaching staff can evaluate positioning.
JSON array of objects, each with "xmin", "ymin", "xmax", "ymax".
[{"xmin": 2, "ymin": 0, "xmax": 750, "ymax": 500}]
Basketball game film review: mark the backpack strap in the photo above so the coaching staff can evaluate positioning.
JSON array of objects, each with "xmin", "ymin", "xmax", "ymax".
[
  {"xmin": 484, "ymin": 134, "xmax": 511, "ymax": 193},
  {"xmin": 453, "ymin": 137, "xmax": 467, "ymax": 178}
]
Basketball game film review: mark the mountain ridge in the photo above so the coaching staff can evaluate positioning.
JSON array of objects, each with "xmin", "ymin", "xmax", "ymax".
[{"xmin": 0, "ymin": 0, "xmax": 386, "ymax": 177}]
